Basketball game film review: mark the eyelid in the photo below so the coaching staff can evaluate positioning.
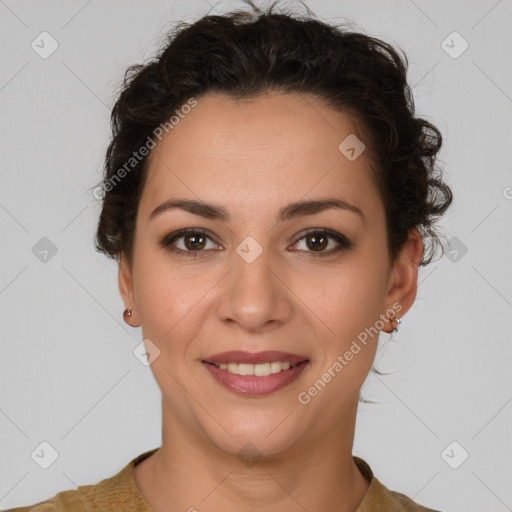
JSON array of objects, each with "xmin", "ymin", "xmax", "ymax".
[
  {"xmin": 291, "ymin": 228, "xmax": 352, "ymax": 256},
  {"xmin": 160, "ymin": 228, "xmax": 221, "ymax": 255}
]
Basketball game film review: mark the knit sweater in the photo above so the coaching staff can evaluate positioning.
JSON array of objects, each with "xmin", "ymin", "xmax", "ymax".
[{"xmin": 6, "ymin": 448, "xmax": 441, "ymax": 511}]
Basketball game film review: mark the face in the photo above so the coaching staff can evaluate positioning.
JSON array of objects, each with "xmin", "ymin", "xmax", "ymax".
[{"xmin": 119, "ymin": 91, "xmax": 422, "ymax": 459}]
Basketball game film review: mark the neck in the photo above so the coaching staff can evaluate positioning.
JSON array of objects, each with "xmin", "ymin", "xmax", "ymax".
[{"xmin": 133, "ymin": 399, "xmax": 370, "ymax": 512}]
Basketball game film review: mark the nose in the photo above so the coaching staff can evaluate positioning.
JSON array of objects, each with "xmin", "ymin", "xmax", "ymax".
[{"xmin": 216, "ymin": 243, "xmax": 293, "ymax": 333}]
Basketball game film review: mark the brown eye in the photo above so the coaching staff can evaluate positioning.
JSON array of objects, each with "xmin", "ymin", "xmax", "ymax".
[
  {"xmin": 160, "ymin": 228, "xmax": 219, "ymax": 258},
  {"xmin": 292, "ymin": 229, "xmax": 352, "ymax": 257},
  {"xmin": 183, "ymin": 233, "xmax": 207, "ymax": 251},
  {"xmin": 305, "ymin": 232, "xmax": 329, "ymax": 252}
]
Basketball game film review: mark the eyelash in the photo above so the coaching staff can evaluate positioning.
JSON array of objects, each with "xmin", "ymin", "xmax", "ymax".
[{"xmin": 159, "ymin": 228, "xmax": 352, "ymax": 259}]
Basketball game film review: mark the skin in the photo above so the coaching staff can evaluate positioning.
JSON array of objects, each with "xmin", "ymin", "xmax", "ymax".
[{"xmin": 118, "ymin": 91, "xmax": 424, "ymax": 512}]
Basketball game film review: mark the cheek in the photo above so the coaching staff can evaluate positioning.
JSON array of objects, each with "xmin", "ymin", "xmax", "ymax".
[
  {"xmin": 132, "ymin": 252, "xmax": 214, "ymax": 352},
  {"xmin": 296, "ymin": 269, "xmax": 383, "ymax": 393},
  {"xmin": 293, "ymin": 255, "xmax": 387, "ymax": 338}
]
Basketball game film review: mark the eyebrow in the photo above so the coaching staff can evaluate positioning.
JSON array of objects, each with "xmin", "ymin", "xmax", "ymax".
[{"xmin": 149, "ymin": 197, "xmax": 363, "ymax": 223}]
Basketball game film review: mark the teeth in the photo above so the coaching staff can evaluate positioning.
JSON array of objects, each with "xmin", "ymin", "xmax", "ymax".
[{"xmin": 213, "ymin": 361, "xmax": 299, "ymax": 376}]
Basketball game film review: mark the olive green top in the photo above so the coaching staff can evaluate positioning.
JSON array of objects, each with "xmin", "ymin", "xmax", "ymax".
[{"xmin": 6, "ymin": 448, "xmax": 441, "ymax": 511}]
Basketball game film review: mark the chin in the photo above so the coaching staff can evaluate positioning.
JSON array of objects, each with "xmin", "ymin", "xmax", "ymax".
[{"xmin": 201, "ymin": 414, "xmax": 306, "ymax": 462}]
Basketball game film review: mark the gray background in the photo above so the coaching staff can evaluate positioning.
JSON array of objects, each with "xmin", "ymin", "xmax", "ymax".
[{"xmin": 1, "ymin": 0, "xmax": 511, "ymax": 510}]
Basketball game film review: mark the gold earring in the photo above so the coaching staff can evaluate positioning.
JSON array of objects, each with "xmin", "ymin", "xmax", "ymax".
[{"xmin": 123, "ymin": 307, "xmax": 133, "ymax": 319}]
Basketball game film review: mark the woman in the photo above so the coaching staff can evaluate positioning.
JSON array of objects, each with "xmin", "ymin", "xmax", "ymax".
[{"xmin": 7, "ymin": 1, "xmax": 452, "ymax": 510}]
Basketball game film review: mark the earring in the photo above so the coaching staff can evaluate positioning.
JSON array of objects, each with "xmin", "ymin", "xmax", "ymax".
[
  {"xmin": 391, "ymin": 316, "xmax": 401, "ymax": 333},
  {"xmin": 123, "ymin": 307, "xmax": 133, "ymax": 320}
]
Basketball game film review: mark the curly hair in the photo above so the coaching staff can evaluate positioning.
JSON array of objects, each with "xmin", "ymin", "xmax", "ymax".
[{"xmin": 92, "ymin": 0, "xmax": 452, "ymax": 267}]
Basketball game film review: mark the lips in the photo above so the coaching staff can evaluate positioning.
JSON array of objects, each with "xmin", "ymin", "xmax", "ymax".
[
  {"xmin": 203, "ymin": 350, "xmax": 308, "ymax": 365},
  {"xmin": 202, "ymin": 359, "xmax": 309, "ymax": 396},
  {"xmin": 202, "ymin": 350, "xmax": 310, "ymax": 396}
]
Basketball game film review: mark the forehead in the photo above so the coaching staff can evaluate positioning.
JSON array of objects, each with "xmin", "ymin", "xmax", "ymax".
[{"xmin": 140, "ymin": 91, "xmax": 381, "ymax": 222}]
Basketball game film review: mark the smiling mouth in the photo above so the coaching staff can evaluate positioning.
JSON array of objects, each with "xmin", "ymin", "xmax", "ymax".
[
  {"xmin": 202, "ymin": 358, "xmax": 310, "ymax": 396},
  {"xmin": 203, "ymin": 360, "xmax": 307, "ymax": 377}
]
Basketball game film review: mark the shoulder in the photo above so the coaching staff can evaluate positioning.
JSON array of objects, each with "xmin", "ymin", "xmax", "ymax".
[
  {"xmin": 2, "ymin": 489, "xmax": 87, "ymax": 511},
  {"xmin": 353, "ymin": 456, "xmax": 443, "ymax": 512},
  {"xmin": 389, "ymin": 489, "xmax": 443, "ymax": 512},
  {"xmin": 2, "ymin": 484, "xmax": 102, "ymax": 512},
  {"xmin": 3, "ymin": 448, "xmax": 159, "ymax": 512}
]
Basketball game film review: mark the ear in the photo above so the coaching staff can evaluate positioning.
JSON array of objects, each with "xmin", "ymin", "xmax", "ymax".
[
  {"xmin": 118, "ymin": 253, "xmax": 140, "ymax": 327},
  {"xmin": 381, "ymin": 228, "xmax": 424, "ymax": 332}
]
